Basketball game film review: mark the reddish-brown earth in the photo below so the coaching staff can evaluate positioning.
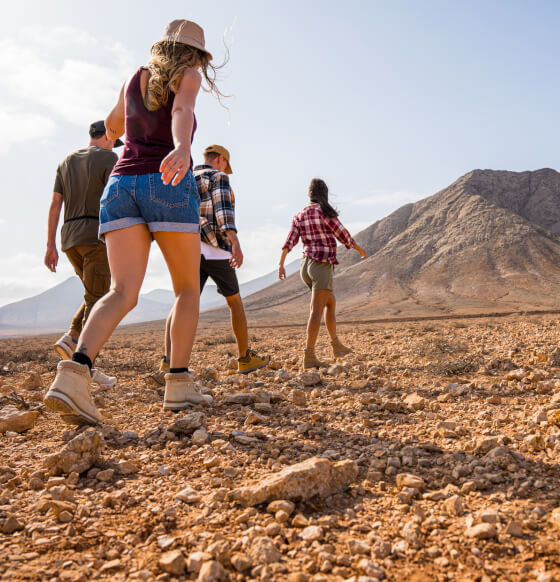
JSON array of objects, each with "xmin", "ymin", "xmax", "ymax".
[{"xmin": 2, "ymin": 314, "xmax": 560, "ymax": 581}]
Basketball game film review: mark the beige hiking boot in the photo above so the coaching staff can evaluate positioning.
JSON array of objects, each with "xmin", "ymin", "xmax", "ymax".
[
  {"xmin": 303, "ymin": 348, "xmax": 328, "ymax": 369},
  {"xmin": 163, "ymin": 371, "xmax": 213, "ymax": 410},
  {"xmin": 53, "ymin": 334, "xmax": 76, "ymax": 360},
  {"xmin": 92, "ymin": 367, "xmax": 117, "ymax": 387},
  {"xmin": 331, "ymin": 336, "xmax": 353, "ymax": 358},
  {"xmin": 44, "ymin": 361, "xmax": 102, "ymax": 426}
]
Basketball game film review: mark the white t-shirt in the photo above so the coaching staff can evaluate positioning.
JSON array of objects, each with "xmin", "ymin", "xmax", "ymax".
[{"xmin": 201, "ymin": 241, "xmax": 232, "ymax": 261}]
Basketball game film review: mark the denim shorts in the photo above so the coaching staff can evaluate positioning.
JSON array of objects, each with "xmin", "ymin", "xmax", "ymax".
[{"xmin": 99, "ymin": 171, "xmax": 200, "ymax": 238}]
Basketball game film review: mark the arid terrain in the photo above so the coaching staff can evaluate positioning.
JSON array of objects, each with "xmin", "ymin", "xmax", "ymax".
[
  {"xmin": 221, "ymin": 169, "xmax": 560, "ymax": 325},
  {"xmin": 2, "ymin": 314, "xmax": 560, "ymax": 581}
]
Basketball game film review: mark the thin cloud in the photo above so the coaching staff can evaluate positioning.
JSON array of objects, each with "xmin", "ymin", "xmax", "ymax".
[
  {"xmin": 0, "ymin": 26, "xmax": 134, "ymax": 128},
  {"xmin": 341, "ymin": 189, "xmax": 422, "ymax": 207},
  {"xmin": 0, "ymin": 110, "xmax": 56, "ymax": 153}
]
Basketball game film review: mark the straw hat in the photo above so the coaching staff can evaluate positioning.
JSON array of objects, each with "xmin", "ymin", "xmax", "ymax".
[{"xmin": 161, "ymin": 20, "xmax": 212, "ymax": 60}]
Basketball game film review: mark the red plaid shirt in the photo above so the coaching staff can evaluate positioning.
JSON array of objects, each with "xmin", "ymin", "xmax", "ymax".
[{"xmin": 282, "ymin": 204, "xmax": 356, "ymax": 264}]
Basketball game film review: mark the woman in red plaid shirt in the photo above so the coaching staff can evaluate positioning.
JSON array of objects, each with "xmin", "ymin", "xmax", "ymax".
[{"xmin": 279, "ymin": 178, "xmax": 366, "ymax": 369}]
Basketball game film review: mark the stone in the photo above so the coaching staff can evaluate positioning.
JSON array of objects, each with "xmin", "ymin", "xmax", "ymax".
[
  {"xmin": 117, "ymin": 460, "xmax": 139, "ymax": 475},
  {"xmin": 230, "ymin": 552, "xmax": 252, "ymax": 572},
  {"xmin": 44, "ymin": 427, "xmax": 104, "ymax": 475},
  {"xmin": 301, "ymin": 525, "xmax": 323, "ymax": 541},
  {"xmin": 347, "ymin": 539, "xmax": 370, "ymax": 555},
  {"xmin": 168, "ymin": 412, "xmax": 205, "ymax": 435},
  {"xmin": 474, "ymin": 437, "xmax": 501, "ymax": 455},
  {"xmin": 224, "ymin": 393, "xmax": 254, "ymax": 405},
  {"xmin": 396, "ymin": 473, "xmax": 425, "ymax": 491},
  {"xmin": 549, "ymin": 507, "xmax": 560, "ymax": 530},
  {"xmin": 505, "ymin": 520, "xmax": 524, "ymax": 537},
  {"xmin": 267, "ymin": 500, "xmax": 295, "ymax": 515},
  {"xmin": 547, "ymin": 410, "xmax": 560, "ymax": 427},
  {"xmin": 291, "ymin": 389, "xmax": 308, "ymax": 406},
  {"xmin": 465, "ymin": 523, "xmax": 497, "ymax": 539},
  {"xmin": 2, "ymin": 515, "xmax": 24, "ymax": 534},
  {"xmin": 96, "ymin": 469, "xmax": 114, "ymax": 482},
  {"xmin": 525, "ymin": 434, "xmax": 546, "ymax": 451},
  {"xmin": 404, "ymin": 392, "xmax": 427, "ymax": 410},
  {"xmin": 357, "ymin": 559, "xmax": 385, "ymax": 579},
  {"xmin": 21, "ymin": 371, "xmax": 42, "ymax": 390},
  {"xmin": 192, "ymin": 427, "xmax": 209, "ymax": 445},
  {"xmin": 248, "ymin": 536, "xmax": 281, "ymax": 564},
  {"xmin": 0, "ymin": 406, "xmax": 39, "ymax": 433},
  {"xmin": 443, "ymin": 495, "xmax": 464, "ymax": 516},
  {"xmin": 229, "ymin": 457, "xmax": 359, "ymax": 506},
  {"xmin": 176, "ymin": 485, "xmax": 200, "ymax": 504},
  {"xmin": 299, "ymin": 371, "xmax": 321, "ymax": 386},
  {"xmin": 159, "ymin": 550, "xmax": 185, "ymax": 575},
  {"xmin": 198, "ymin": 560, "xmax": 226, "ymax": 582},
  {"xmin": 245, "ymin": 410, "xmax": 266, "ymax": 425},
  {"xmin": 187, "ymin": 551, "xmax": 212, "ymax": 573}
]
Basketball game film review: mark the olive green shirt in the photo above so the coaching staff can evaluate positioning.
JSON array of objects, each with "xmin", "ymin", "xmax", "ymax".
[{"xmin": 54, "ymin": 146, "xmax": 118, "ymax": 251}]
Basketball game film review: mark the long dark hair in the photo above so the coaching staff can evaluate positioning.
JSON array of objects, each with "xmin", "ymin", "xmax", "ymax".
[{"xmin": 309, "ymin": 178, "xmax": 338, "ymax": 218}]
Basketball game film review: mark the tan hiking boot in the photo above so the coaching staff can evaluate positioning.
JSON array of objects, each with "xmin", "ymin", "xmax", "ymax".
[
  {"xmin": 44, "ymin": 361, "xmax": 102, "ymax": 426},
  {"xmin": 238, "ymin": 349, "xmax": 271, "ymax": 374},
  {"xmin": 163, "ymin": 371, "xmax": 213, "ymax": 410},
  {"xmin": 331, "ymin": 336, "xmax": 353, "ymax": 358},
  {"xmin": 303, "ymin": 348, "xmax": 328, "ymax": 369},
  {"xmin": 92, "ymin": 367, "xmax": 117, "ymax": 387},
  {"xmin": 151, "ymin": 358, "xmax": 170, "ymax": 386},
  {"xmin": 53, "ymin": 334, "xmax": 76, "ymax": 360}
]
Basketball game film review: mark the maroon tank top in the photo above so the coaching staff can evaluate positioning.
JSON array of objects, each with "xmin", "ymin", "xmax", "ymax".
[{"xmin": 112, "ymin": 67, "xmax": 197, "ymax": 176}]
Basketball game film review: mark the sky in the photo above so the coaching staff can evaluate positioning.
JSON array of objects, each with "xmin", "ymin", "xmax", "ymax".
[{"xmin": 0, "ymin": 0, "xmax": 559, "ymax": 307}]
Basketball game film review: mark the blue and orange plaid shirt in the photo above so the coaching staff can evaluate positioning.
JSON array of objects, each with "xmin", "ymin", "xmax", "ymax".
[
  {"xmin": 194, "ymin": 164, "xmax": 237, "ymax": 251},
  {"xmin": 282, "ymin": 203, "xmax": 356, "ymax": 264}
]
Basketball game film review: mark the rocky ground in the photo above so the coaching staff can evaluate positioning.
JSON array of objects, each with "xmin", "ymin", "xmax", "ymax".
[{"xmin": 2, "ymin": 315, "xmax": 560, "ymax": 581}]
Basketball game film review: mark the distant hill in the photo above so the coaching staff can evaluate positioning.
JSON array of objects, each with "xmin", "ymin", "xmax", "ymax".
[
  {"xmin": 201, "ymin": 168, "xmax": 560, "ymax": 324},
  {"xmin": 0, "ymin": 259, "xmax": 299, "ymax": 337}
]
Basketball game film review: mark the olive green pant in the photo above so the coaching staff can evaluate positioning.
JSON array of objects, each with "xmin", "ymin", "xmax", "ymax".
[{"xmin": 65, "ymin": 242, "xmax": 111, "ymax": 335}]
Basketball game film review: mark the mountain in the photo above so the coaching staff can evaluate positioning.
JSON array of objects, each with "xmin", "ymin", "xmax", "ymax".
[
  {"xmin": 202, "ymin": 168, "xmax": 560, "ymax": 324},
  {"xmin": 0, "ymin": 259, "xmax": 300, "ymax": 336}
]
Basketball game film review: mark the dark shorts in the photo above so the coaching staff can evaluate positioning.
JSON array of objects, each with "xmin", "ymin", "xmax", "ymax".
[{"xmin": 200, "ymin": 256, "xmax": 240, "ymax": 298}]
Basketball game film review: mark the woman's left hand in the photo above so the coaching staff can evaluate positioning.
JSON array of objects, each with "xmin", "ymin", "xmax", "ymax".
[{"xmin": 160, "ymin": 147, "xmax": 191, "ymax": 186}]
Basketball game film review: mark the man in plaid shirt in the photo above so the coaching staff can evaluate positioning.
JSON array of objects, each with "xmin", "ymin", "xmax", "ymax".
[{"xmin": 157, "ymin": 145, "xmax": 269, "ymax": 377}]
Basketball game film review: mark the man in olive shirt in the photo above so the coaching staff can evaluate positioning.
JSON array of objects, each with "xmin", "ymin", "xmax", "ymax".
[{"xmin": 44, "ymin": 121, "xmax": 122, "ymax": 386}]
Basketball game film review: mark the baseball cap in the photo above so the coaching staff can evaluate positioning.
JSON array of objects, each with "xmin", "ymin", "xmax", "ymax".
[
  {"xmin": 203, "ymin": 144, "xmax": 232, "ymax": 174},
  {"xmin": 89, "ymin": 120, "xmax": 124, "ymax": 147}
]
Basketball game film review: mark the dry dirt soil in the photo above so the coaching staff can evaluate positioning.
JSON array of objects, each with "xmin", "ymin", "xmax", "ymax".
[{"xmin": 2, "ymin": 315, "xmax": 560, "ymax": 582}]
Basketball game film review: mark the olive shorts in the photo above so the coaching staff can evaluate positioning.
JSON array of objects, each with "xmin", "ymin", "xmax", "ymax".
[{"xmin": 300, "ymin": 256, "xmax": 334, "ymax": 291}]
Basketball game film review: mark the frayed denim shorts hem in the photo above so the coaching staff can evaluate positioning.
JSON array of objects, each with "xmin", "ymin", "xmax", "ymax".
[{"xmin": 99, "ymin": 171, "xmax": 200, "ymax": 240}]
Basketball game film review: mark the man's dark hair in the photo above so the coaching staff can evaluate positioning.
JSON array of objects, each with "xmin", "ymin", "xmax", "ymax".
[{"xmin": 90, "ymin": 131, "xmax": 105, "ymax": 140}]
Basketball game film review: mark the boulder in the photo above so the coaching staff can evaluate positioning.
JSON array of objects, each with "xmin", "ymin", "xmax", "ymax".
[
  {"xmin": 229, "ymin": 456, "xmax": 358, "ymax": 506},
  {"xmin": 0, "ymin": 406, "xmax": 39, "ymax": 433}
]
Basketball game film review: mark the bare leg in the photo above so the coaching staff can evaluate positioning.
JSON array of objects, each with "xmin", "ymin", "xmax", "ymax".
[
  {"xmin": 154, "ymin": 232, "xmax": 200, "ymax": 369},
  {"xmin": 306, "ymin": 289, "xmax": 330, "ymax": 349},
  {"xmin": 324, "ymin": 291, "xmax": 337, "ymax": 340},
  {"xmin": 163, "ymin": 312, "xmax": 172, "ymax": 360},
  {"xmin": 225, "ymin": 293, "xmax": 248, "ymax": 357},
  {"xmin": 76, "ymin": 225, "xmax": 151, "ymax": 361}
]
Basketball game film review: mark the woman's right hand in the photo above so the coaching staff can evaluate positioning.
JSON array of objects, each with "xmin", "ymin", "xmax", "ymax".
[
  {"xmin": 160, "ymin": 147, "xmax": 191, "ymax": 186},
  {"xmin": 278, "ymin": 265, "xmax": 286, "ymax": 280}
]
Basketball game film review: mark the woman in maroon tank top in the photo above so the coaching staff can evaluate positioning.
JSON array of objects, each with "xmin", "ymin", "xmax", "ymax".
[{"xmin": 45, "ymin": 20, "xmax": 226, "ymax": 426}]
